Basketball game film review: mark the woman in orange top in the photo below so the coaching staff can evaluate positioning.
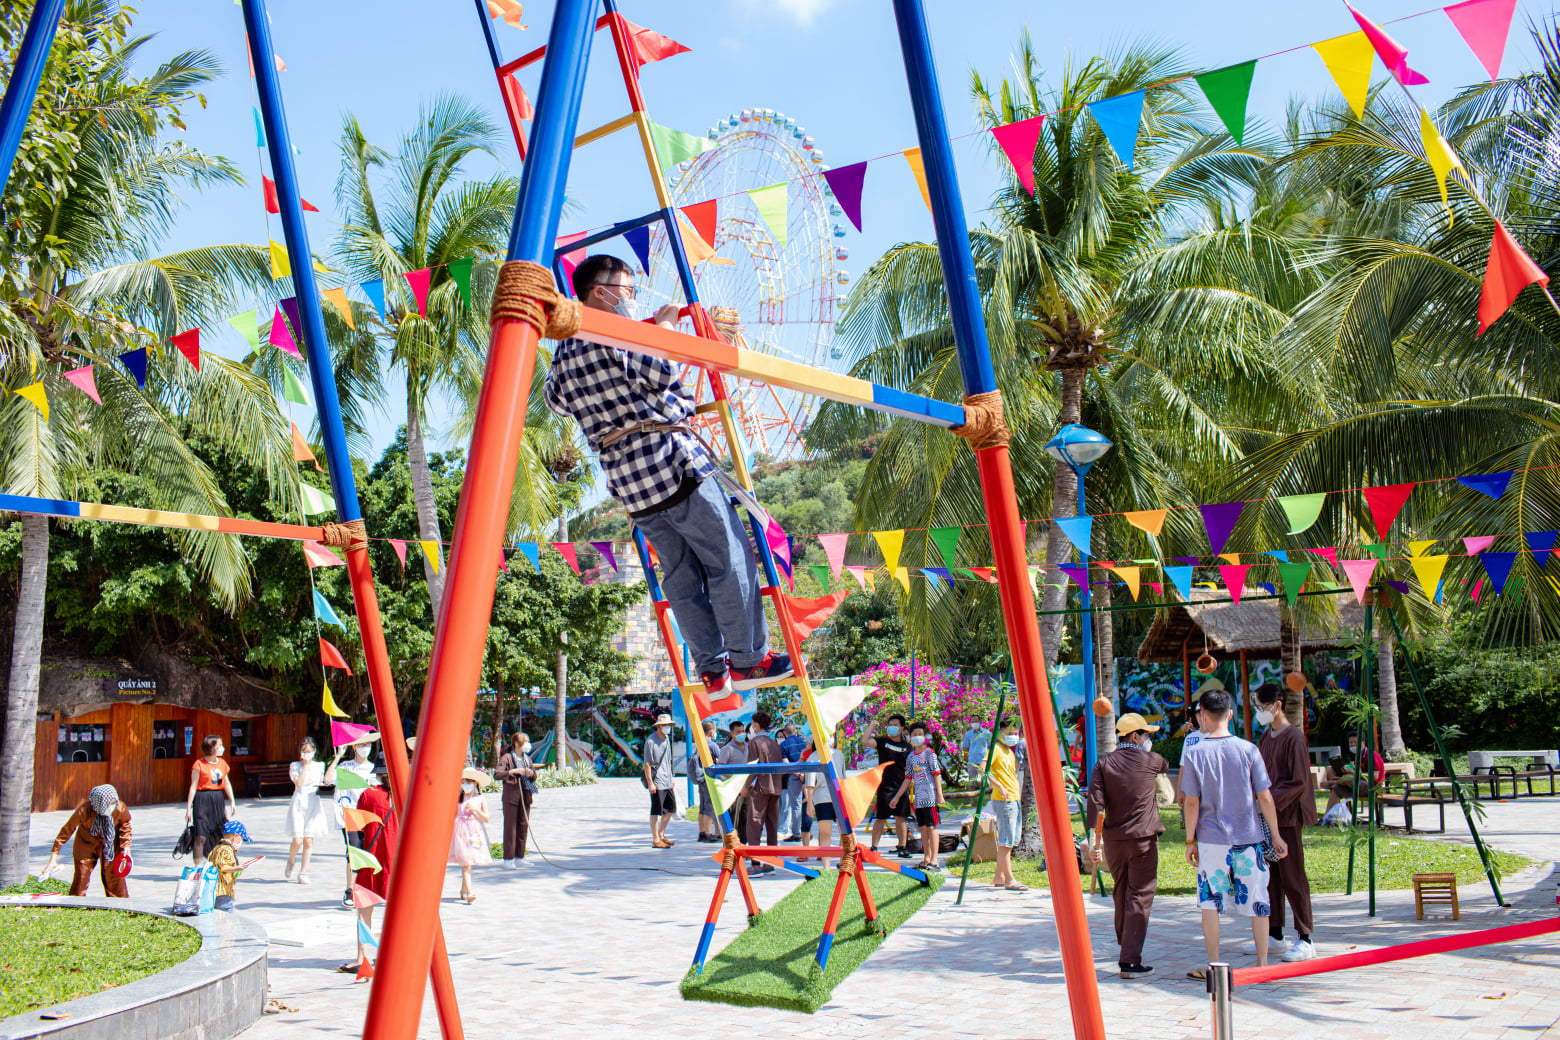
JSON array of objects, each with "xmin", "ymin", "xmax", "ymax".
[
  {"xmin": 185, "ymin": 734, "xmax": 236, "ymax": 864},
  {"xmin": 43, "ymin": 784, "xmax": 132, "ymax": 897}
]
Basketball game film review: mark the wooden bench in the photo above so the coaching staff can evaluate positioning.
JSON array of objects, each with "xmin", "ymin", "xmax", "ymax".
[
  {"xmin": 1375, "ymin": 779, "xmax": 1450, "ymax": 833},
  {"xmin": 245, "ymin": 762, "xmax": 293, "ymax": 798}
]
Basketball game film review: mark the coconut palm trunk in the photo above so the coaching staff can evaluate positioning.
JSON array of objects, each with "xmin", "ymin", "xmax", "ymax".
[
  {"xmin": 492, "ymin": 678, "xmax": 506, "ymax": 771},
  {"xmin": 1377, "ymin": 631, "xmax": 1403, "ymax": 759},
  {"xmin": 1094, "ymin": 580, "xmax": 1117, "ymax": 760},
  {"xmin": 1039, "ymin": 367, "xmax": 1085, "ymax": 666},
  {"xmin": 0, "ymin": 516, "xmax": 50, "ymax": 887},
  {"xmin": 406, "ymin": 407, "xmax": 447, "ymax": 615}
]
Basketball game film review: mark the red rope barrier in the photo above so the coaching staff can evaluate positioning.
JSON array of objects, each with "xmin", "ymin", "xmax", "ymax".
[{"xmin": 1231, "ymin": 916, "xmax": 1560, "ymax": 987}]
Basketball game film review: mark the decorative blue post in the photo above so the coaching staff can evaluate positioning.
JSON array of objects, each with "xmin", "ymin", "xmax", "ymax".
[{"xmin": 0, "ymin": 0, "xmax": 66, "ymax": 203}]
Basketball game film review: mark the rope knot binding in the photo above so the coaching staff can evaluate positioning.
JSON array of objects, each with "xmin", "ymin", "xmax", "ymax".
[
  {"xmin": 320, "ymin": 518, "xmax": 368, "ymax": 550},
  {"xmin": 490, "ymin": 260, "xmax": 582, "ymax": 340},
  {"xmin": 721, "ymin": 831, "xmax": 740, "ymax": 872},
  {"xmin": 838, "ymin": 833, "xmax": 857, "ymax": 874},
  {"xmin": 950, "ymin": 390, "xmax": 1011, "ymax": 450}
]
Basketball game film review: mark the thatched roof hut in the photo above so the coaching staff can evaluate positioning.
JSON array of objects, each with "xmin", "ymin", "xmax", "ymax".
[{"xmin": 1136, "ymin": 587, "xmax": 1363, "ymax": 663}]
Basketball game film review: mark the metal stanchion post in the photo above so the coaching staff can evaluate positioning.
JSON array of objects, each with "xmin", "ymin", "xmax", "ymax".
[{"xmin": 1208, "ymin": 962, "xmax": 1234, "ymax": 1040}]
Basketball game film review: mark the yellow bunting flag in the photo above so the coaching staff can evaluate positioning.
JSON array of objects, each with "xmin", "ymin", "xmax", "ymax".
[
  {"xmin": 291, "ymin": 422, "xmax": 318, "ymax": 468},
  {"xmin": 1407, "ymin": 540, "xmax": 1437, "ymax": 558},
  {"xmin": 419, "ymin": 539, "xmax": 442, "ymax": 573},
  {"xmin": 269, "ymin": 239, "xmax": 291, "ymax": 279},
  {"xmin": 893, "ymin": 567, "xmax": 910, "ymax": 594},
  {"xmin": 903, "ymin": 147, "xmax": 932, "ymax": 212},
  {"xmin": 1410, "ymin": 554, "xmax": 1450, "ymax": 599},
  {"xmin": 1106, "ymin": 564, "xmax": 1141, "ymax": 601},
  {"xmin": 13, "ymin": 382, "xmax": 48, "ymax": 420},
  {"xmin": 871, "ymin": 530, "xmax": 904, "ymax": 573},
  {"xmin": 1419, "ymin": 109, "xmax": 1465, "ymax": 217},
  {"xmin": 322, "ymin": 681, "xmax": 349, "ymax": 718},
  {"xmin": 1219, "ymin": 554, "xmax": 1241, "ymax": 566},
  {"xmin": 1121, "ymin": 509, "xmax": 1167, "ymax": 537},
  {"xmin": 1312, "ymin": 32, "xmax": 1374, "ymax": 119},
  {"xmin": 321, "ymin": 287, "xmax": 355, "ymax": 329}
]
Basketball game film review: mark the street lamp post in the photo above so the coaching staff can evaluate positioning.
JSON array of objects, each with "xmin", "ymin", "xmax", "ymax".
[{"xmin": 1044, "ymin": 424, "xmax": 1113, "ymax": 786}]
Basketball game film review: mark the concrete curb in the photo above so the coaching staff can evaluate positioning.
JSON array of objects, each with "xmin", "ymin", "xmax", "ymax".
[{"xmin": 0, "ymin": 897, "xmax": 267, "ymax": 1040}]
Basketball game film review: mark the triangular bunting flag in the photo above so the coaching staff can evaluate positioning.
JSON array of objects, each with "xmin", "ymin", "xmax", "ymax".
[
  {"xmin": 822, "ymin": 161, "xmax": 867, "ymax": 233},
  {"xmin": 1305, "ymin": 546, "xmax": 1339, "ymax": 569},
  {"xmin": 354, "ymin": 956, "xmax": 374, "ymax": 982},
  {"xmin": 903, "ymin": 147, "xmax": 932, "ymax": 211},
  {"xmin": 929, "ymin": 527, "xmax": 960, "ymax": 569},
  {"xmin": 321, "ymin": 287, "xmax": 355, "ymax": 328},
  {"xmin": 845, "ymin": 565, "xmax": 867, "ymax": 590},
  {"xmin": 1478, "ymin": 550, "xmax": 1518, "ymax": 594},
  {"xmin": 1410, "ymin": 554, "xmax": 1449, "ymax": 599},
  {"xmin": 969, "ymin": 567, "xmax": 997, "ymax": 584},
  {"xmin": 623, "ymin": 225, "xmax": 652, "ymax": 272},
  {"xmin": 838, "ymin": 763, "xmax": 889, "ymax": 828},
  {"xmin": 1362, "ymin": 542, "xmax": 1389, "ymax": 561},
  {"xmin": 1445, "ymin": 0, "xmax": 1516, "ymax": 83},
  {"xmin": 684, "ymin": 201, "xmax": 720, "ymax": 252},
  {"xmin": 589, "ymin": 540, "xmax": 618, "ymax": 572},
  {"xmin": 291, "ymin": 422, "xmax": 318, "ymax": 468},
  {"xmin": 486, "ymin": 0, "xmax": 525, "ymax": 27},
  {"xmin": 518, "ymin": 542, "xmax": 541, "ymax": 572},
  {"xmin": 299, "ymin": 482, "xmax": 335, "ymax": 517},
  {"xmin": 785, "ymin": 590, "xmax": 850, "ymax": 639},
  {"xmin": 389, "ymin": 540, "xmax": 408, "ymax": 569},
  {"xmin": 346, "ymin": 845, "xmax": 382, "ymax": 873},
  {"xmin": 1264, "ymin": 549, "xmax": 1290, "ymax": 562},
  {"xmin": 170, "ymin": 329, "xmax": 200, "ymax": 370},
  {"xmin": 766, "ymin": 521, "xmax": 792, "ymax": 581},
  {"xmin": 229, "ymin": 310, "xmax": 259, "ymax": 351},
  {"xmin": 360, "ymin": 279, "xmax": 385, "ymax": 318},
  {"xmin": 118, "ymin": 348, "xmax": 148, "ymax": 389},
  {"xmin": 322, "ymin": 680, "xmax": 349, "ymax": 718},
  {"xmin": 892, "ymin": 567, "xmax": 911, "ymax": 594},
  {"xmin": 813, "ymin": 684, "xmax": 871, "ymax": 737},
  {"xmin": 991, "ymin": 115, "xmax": 1046, "ymax": 195},
  {"xmin": 552, "ymin": 542, "xmax": 579, "ymax": 574},
  {"xmin": 1419, "ymin": 109, "xmax": 1465, "ymax": 216},
  {"xmin": 1407, "ymin": 540, "xmax": 1437, "ymax": 557},
  {"xmin": 747, "ymin": 183, "xmax": 788, "ymax": 249},
  {"xmin": 1463, "ymin": 535, "xmax": 1496, "ymax": 555},
  {"xmin": 1459, "ymin": 471, "xmax": 1512, "ymax": 498},
  {"xmin": 313, "ymin": 589, "xmax": 345, "ymax": 627},
  {"xmin": 1121, "ymin": 509, "xmax": 1167, "ymax": 537},
  {"xmin": 270, "ymin": 305, "xmax": 302, "ymax": 358},
  {"xmin": 618, "ymin": 16, "xmax": 691, "ymax": 69},
  {"xmin": 1054, "ymin": 515, "xmax": 1093, "ymax": 557},
  {"xmin": 1277, "ymin": 560, "xmax": 1311, "ymax": 604},
  {"xmin": 1363, "ymin": 482, "xmax": 1415, "ymax": 538},
  {"xmin": 269, "ymin": 239, "xmax": 291, "ymax": 279},
  {"xmin": 282, "ymin": 364, "xmax": 311, "ymax": 406},
  {"xmin": 1108, "ymin": 564, "xmax": 1141, "ymax": 601},
  {"xmin": 872, "ymin": 530, "xmax": 904, "ymax": 574},
  {"xmin": 1312, "ymin": 31, "xmax": 1375, "ymax": 119},
  {"xmin": 809, "ymin": 563, "xmax": 831, "ymax": 590},
  {"xmin": 1088, "ymin": 90, "xmax": 1146, "ymax": 169},
  {"xmin": 448, "ymin": 257, "xmax": 474, "ymax": 309},
  {"xmin": 704, "ymin": 773, "xmax": 747, "ymax": 818},
  {"xmin": 253, "ymin": 107, "xmax": 266, "ymax": 147},
  {"xmin": 1165, "ymin": 565, "xmax": 1194, "ymax": 599},
  {"xmin": 63, "ymin": 365, "xmax": 101, "ymax": 405},
  {"xmin": 1341, "ymin": 558, "xmax": 1378, "ymax": 604},
  {"xmin": 261, "ymin": 175, "xmax": 318, "ymax": 214},
  {"xmin": 419, "ymin": 539, "xmax": 442, "ymax": 573},
  {"xmin": 676, "ymin": 213, "xmax": 733, "ymax": 267},
  {"xmin": 320, "ymin": 637, "xmax": 352, "ymax": 672},
  {"xmin": 1525, "ymin": 530, "xmax": 1557, "ymax": 563},
  {"xmin": 342, "ymin": 807, "xmax": 381, "ymax": 833},
  {"xmin": 1058, "ymin": 564, "xmax": 1089, "ymax": 589},
  {"xmin": 13, "ymin": 382, "xmax": 47, "ymax": 420},
  {"xmin": 1195, "ymin": 61, "xmax": 1256, "ymax": 144},
  {"xmin": 1200, "ymin": 501, "xmax": 1245, "ymax": 556},
  {"xmin": 331, "ymin": 721, "xmax": 375, "ymax": 750},
  {"xmin": 1218, "ymin": 564, "xmax": 1251, "ymax": 603},
  {"xmin": 1478, "ymin": 221, "xmax": 1548, "ymax": 336},
  {"xmin": 648, "ymin": 119, "xmax": 713, "ymax": 170},
  {"xmin": 1277, "ymin": 493, "xmax": 1327, "ymax": 535},
  {"xmin": 350, "ymin": 883, "xmax": 385, "ymax": 909},
  {"xmin": 278, "ymin": 296, "xmax": 303, "ymax": 343},
  {"xmin": 920, "ymin": 567, "xmax": 944, "ymax": 592},
  {"xmin": 1348, "ymin": 3, "xmax": 1430, "ymax": 85},
  {"xmin": 818, "ymin": 533, "xmax": 849, "ymax": 578},
  {"xmin": 301, "ymin": 539, "xmax": 344, "ymax": 568},
  {"xmin": 403, "ymin": 268, "xmax": 432, "ymax": 318}
]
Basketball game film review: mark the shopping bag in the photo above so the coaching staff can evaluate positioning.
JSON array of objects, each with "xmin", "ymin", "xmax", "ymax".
[
  {"xmin": 172, "ymin": 867, "xmax": 202, "ymax": 916},
  {"xmin": 198, "ymin": 864, "xmax": 219, "ymax": 914}
]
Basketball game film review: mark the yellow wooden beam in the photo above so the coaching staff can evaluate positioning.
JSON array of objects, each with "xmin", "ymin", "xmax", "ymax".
[{"xmin": 573, "ymin": 113, "xmax": 636, "ymax": 150}]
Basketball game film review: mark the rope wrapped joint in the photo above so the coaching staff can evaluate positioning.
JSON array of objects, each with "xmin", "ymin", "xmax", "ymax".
[
  {"xmin": 838, "ymin": 833, "xmax": 857, "ymax": 874},
  {"xmin": 490, "ymin": 260, "xmax": 582, "ymax": 341},
  {"xmin": 320, "ymin": 518, "xmax": 368, "ymax": 550},
  {"xmin": 721, "ymin": 831, "xmax": 740, "ymax": 872},
  {"xmin": 950, "ymin": 390, "xmax": 1010, "ymax": 450}
]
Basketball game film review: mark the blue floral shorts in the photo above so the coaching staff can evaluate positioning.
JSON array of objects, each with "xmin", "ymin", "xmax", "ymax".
[{"xmin": 1195, "ymin": 842, "xmax": 1270, "ymax": 918}]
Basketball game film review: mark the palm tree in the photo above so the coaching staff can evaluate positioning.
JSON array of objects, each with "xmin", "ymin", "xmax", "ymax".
[{"xmin": 0, "ymin": 5, "xmax": 293, "ymax": 885}]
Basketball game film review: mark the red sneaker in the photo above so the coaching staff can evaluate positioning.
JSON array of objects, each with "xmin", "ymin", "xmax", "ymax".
[
  {"xmin": 697, "ymin": 666, "xmax": 742, "ymax": 715},
  {"xmin": 730, "ymin": 653, "xmax": 794, "ymax": 691}
]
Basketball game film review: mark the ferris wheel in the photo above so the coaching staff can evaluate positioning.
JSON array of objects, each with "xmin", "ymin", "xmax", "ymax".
[{"xmin": 643, "ymin": 107, "xmax": 852, "ymax": 460}]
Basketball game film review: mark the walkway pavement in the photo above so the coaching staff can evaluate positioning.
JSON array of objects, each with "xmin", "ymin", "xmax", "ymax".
[{"xmin": 27, "ymin": 779, "xmax": 1560, "ymax": 1039}]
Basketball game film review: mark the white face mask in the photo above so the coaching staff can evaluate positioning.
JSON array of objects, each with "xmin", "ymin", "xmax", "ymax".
[
  {"xmin": 1255, "ymin": 709, "xmax": 1274, "ymax": 726},
  {"xmin": 909, "ymin": 734, "xmax": 925, "ymax": 747},
  {"xmin": 598, "ymin": 283, "xmax": 637, "ymax": 320},
  {"xmin": 521, "ymin": 742, "xmax": 531, "ymax": 754},
  {"xmin": 1002, "ymin": 734, "xmax": 1021, "ymax": 747},
  {"xmin": 353, "ymin": 746, "xmax": 368, "ymax": 761},
  {"xmin": 301, "ymin": 750, "xmax": 315, "ymax": 762}
]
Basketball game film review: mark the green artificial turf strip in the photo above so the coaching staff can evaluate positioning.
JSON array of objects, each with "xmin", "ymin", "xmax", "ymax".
[
  {"xmin": 681, "ymin": 870, "xmax": 946, "ymax": 1013},
  {"xmin": 0, "ymin": 907, "xmax": 201, "ymax": 1019}
]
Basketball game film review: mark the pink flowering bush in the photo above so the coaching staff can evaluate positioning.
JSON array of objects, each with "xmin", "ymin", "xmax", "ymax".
[{"xmin": 837, "ymin": 662, "xmax": 1005, "ymax": 772}]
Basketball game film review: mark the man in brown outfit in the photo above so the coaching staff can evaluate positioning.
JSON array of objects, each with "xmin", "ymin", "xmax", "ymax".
[
  {"xmin": 745, "ymin": 712, "xmax": 783, "ymax": 873},
  {"xmin": 1086, "ymin": 713, "xmax": 1169, "ymax": 979},
  {"xmin": 1255, "ymin": 683, "xmax": 1317, "ymax": 961}
]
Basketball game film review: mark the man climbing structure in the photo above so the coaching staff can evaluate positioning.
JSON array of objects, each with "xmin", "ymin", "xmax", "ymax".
[{"xmin": 543, "ymin": 254, "xmax": 794, "ymax": 701}]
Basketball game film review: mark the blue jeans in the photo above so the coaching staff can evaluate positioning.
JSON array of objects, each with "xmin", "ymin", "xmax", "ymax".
[
  {"xmin": 780, "ymin": 775, "xmax": 804, "ymax": 836},
  {"xmin": 633, "ymin": 478, "xmax": 768, "ymax": 676}
]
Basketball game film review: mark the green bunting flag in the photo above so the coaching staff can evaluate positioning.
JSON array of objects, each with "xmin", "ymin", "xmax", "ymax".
[
  {"xmin": 334, "ymin": 767, "xmax": 370, "ymax": 791},
  {"xmin": 704, "ymin": 773, "xmax": 747, "ymax": 818},
  {"xmin": 282, "ymin": 365, "xmax": 311, "ymax": 407},
  {"xmin": 449, "ymin": 257, "xmax": 473, "ymax": 309},
  {"xmin": 929, "ymin": 527, "xmax": 960, "ymax": 570},
  {"xmin": 299, "ymin": 482, "xmax": 335, "ymax": 517},
  {"xmin": 1276, "ymin": 493, "xmax": 1327, "ymax": 535},
  {"xmin": 346, "ymin": 845, "xmax": 382, "ymax": 874},
  {"xmin": 229, "ymin": 309, "xmax": 259, "ymax": 351},
  {"xmin": 1276, "ymin": 559, "xmax": 1311, "ymax": 604},
  {"xmin": 1362, "ymin": 542, "xmax": 1389, "ymax": 561},
  {"xmin": 648, "ymin": 119, "xmax": 713, "ymax": 170},
  {"xmin": 809, "ymin": 563, "xmax": 831, "ymax": 590},
  {"xmin": 1195, "ymin": 61, "xmax": 1257, "ymax": 144},
  {"xmin": 746, "ymin": 182, "xmax": 788, "ymax": 249}
]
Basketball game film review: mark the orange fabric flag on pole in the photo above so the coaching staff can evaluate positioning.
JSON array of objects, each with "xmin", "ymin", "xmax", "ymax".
[
  {"xmin": 341, "ymin": 807, "xmax": 382, "ymax": 832},
  {"xmin": 618, "ymin": 16, "xmax": 690, "ymax": 69},
  {"xmin": 1478, "ymin": 221, "xmax": 1549, "ymax": 335},
  {"xmin": 782, "ymin": 591, "xmax": 850, "ymax": 639},
  {"xmin": 838, "ymin": 762, "xmax": 889, "ymax": 829},
  {"xmin": 320, "ymin": 637, "xmax": 353, "ymax": 673}
]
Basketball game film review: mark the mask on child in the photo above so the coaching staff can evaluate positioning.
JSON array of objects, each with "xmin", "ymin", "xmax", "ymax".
[
  {"xmin": 301, "ymin": 751, "xmax": 315, "ymax": 762},
  {"xmin": 1002, "ymin": 734, "xmax": 1021, "ymax": 747},
  {"xmin": 909, "ymin": 734, "xmax": 925, "ymax": 747},
  {"xmin": 885, "ymin": 725, "xmax": 901, "ymax": 737},
  {"xmin": 1255, "ymin": 709, "xmax": 1275, "ymax": 726}
]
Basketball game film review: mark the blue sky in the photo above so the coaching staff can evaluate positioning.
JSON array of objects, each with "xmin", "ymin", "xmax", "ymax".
[{"xmin": 129, "ymin": 0, "xmax": 1542, "ymax": 460}]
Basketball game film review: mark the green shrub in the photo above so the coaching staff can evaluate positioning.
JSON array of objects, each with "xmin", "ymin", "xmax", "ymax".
[
  {"xmin": 0, "ymin": 876, "xmax": 69, "ymax": 896},
  {"xmin": 537, "ymin": 762, "xmax": 597, "ymax": 788}
]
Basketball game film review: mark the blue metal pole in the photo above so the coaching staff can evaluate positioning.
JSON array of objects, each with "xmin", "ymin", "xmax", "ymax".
[
  {"xmin": 1077, "ymin": 473, "xmax": 1097, "ymax": 785},
  {"xmin": 0, "ymin": 0, "xmax": 66, "ymax": 204}
]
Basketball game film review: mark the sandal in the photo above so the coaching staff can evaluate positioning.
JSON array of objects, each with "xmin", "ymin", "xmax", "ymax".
[
  {"xmin": 1004, "ymin": 882, "xmax": 1029, "ymax": 892},
  {"xmin": 337, "ymin": 962, "xmax": 360, "ymax": 973},
  {"xmin": 1187, "ymin": 967, "xmax": 1208, "ymax": 981}
]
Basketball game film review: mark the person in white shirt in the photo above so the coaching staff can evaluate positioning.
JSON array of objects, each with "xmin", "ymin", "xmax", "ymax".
[{"xmin": 804, "ymin": 733, "xmax": 849, "ymax": 871}]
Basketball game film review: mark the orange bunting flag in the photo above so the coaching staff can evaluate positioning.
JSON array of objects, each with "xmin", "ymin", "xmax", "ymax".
[
  {"xmin": 290, "ymin": 422, "xmax": 318, "ymax": 468},
  {"xmin": 354, "ymin": 955, "xmax": 374, "ymax": 982},
  {"xmin": 1121, "ymin": 509, "xmax": 1167, "ymax": 537},
  {"xmin": 170, "ymin": 329, "xmax": 200, "ymax": 370},
  {"xmin": 319, "ymin": 636, "xmax": 352, "ymax": 673},
  {"xmin": 261, "ymin": 175, "xmax": 319, "ymax": 215},
  {"xmin": 903, "ymin": 147, "xmax": 932, "ymax": 212},
  {"xmin": 618, "ymin": 16, "xmax": 690, "ymax": 70},
  {"xmin": 1478, "ymin": 221, "xmax": 1549, "ymax": 336},
  {"xmin": 341, "ymin": 807, "xmax": 382, "ymax": 832},
  {"xmin": 838, "ymin": 763, "xmax": 890, "ymax": 828},
  {"xmin": 301, "ymin": 539, "xmax": 345, "ymax": 568},
  {"xmin": 486, "ymin": 0, "xmax": 525, "ymax": 27},
  {"xmin": 321, "ymin": 287, "xmax": 354, "ymax": 329},
  {"xmin": 783, "ymin": 591, "xmax": 850, "ymax": 640}
]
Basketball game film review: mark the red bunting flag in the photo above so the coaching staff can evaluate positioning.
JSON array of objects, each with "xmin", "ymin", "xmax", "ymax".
[
  {"xmin": 170, "ymin": 329, "xmax": 200, "ymax": 370},
  {"xmin": 783, "ymin": 591, "xmax": 850, "ymax": 640},
  {"xmin": 403, "ymin": 268, "xmax": 432, "ymax": 318},
  {"xmin": 1363, "ymin": 483, "xmax": 1416, "ymax": 538},
  {"xmin": 556, "ymin": 232, "xmax": 588, "ymax": 286},
  {"xmin": 301, "ymin": 539, "xmax": 345, "ymax": 568},
  {"xmin": 553, "ymin": 542, "xmax": 580, "ymax": 574},
  {"xmin": 991, "ymin": 116, "xmax": 1045, "ymax": 196},
  {"xmin": 320, "ymin": 637, "xmax": 353, "ymax": 673},
  {"xmin": 681, "ymin": 200, "xmax": 717, "ymax": 251},
  {"xmin": 354, "ymin": 955, "xmax": 374, "ymax": 982},
  {"xmin": 1477, "ymin": 221, "xmax": 1549, "ymax": 335},
  {"xmin": 617, "ymin": 15, "xmax": 690, "ymax": 69},
  {"xmin": 512, "ymin": 78, "xmax": 534, "ymax": 121},
  {"xmin": 261, "ymin": 175, "xmax": 319, "ymax": 215}
]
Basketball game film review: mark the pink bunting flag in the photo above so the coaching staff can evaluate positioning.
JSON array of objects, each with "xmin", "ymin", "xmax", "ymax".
[
  {"xmin": 817, "ymin": 533, "xmax": 849, "ymax": 579},
  {"xmin": 845, "ymin": 565, "xmax": 868, "ymax": 591},
  {"xmin": 1363, "ymin": 482, "xmax": 1416, "ymax": 538},
  {"xmin": 553, "ymin": 542, "xmax": 580, "ymax": 574},
  {"xmin": 1463, "ymin": 535, "xmax": 1496, "ymax": 555},
  {"xmin": 331, "ymin": 721, "xmax": 375, "ymax": 747},
  {"xmin": 766, "ymin": 520, "xmax": 792, "ymax": 575},
  {"xmin": 270, "ymin": 304, "xmax": 302, "ymax": 357},
  {"xmin": 1341, "ymin": 558, "xmax": 1379, "ymax": 604},
  {"xmin": 403, "ymin": 269, "xmax": 432, "ymax": 318},
  {"xmin": 1148, "ymin": 582, "xmax": 1163, "ymax": 596},
  {"xmin": 351, "ymin": 882, "xmax": 386, "ymax": 909},
  {"xmin": 301, "ymin": 539, "xmax": 345, "ymax": 568},
  {"xmin": 389, "ymin": 539, "xmax": 408, "ymax": 569},
  {"xmin": 556, "ymin": 232, "xmax": 589, "ymax": 286},
  {"xmin": 1305, "ymin": 546, "xmax": 1339, "ymax": 569},
  {"xmin": 1445, "ymin": 0, "xmax": 1516, "ymax": 83},
  {"xmin": 1218, "ymin": 564, "xmax": 1250, "ymax": 604},
  {"xmin": 991, "ymin": 116, "xmax": 1046, "ymax": 196},
  {"xmin": 63, "ymin": 365, "xmax": 102, "ymax": 405},
  {"xmin": 1471, "ymin": 576, "xmax": 1485, "ymax": 602},
  {"xmin": 1348, "ymin": 3, "xmax": 1430, "ymax": 84}
]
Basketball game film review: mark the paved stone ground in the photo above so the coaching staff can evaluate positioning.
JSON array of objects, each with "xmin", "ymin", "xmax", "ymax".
[{"xmin": 27, "ymin": 779, "xmax": 1560, "ymax": 1039}]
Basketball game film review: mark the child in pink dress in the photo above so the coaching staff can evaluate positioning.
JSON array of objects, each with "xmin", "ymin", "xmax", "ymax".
[{"xmin": 448, "ymin": 771, "xmax": 492, "ymax": 904}]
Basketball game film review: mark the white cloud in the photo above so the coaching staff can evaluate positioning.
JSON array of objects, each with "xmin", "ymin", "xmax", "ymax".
[{"xmin": 760, "ymin": 0, "xmax": 836, "ymax": 26}]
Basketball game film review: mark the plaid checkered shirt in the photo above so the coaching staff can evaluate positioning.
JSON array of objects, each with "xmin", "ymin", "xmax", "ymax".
[{"xmin": 543, "ymin": 337, "xmax": 715, "ymax": 514}]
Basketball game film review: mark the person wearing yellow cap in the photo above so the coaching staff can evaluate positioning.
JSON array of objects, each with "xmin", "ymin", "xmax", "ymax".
[{"xmin": 1085, "ymin": 712, "xmax": 1170, "ymax": 979}]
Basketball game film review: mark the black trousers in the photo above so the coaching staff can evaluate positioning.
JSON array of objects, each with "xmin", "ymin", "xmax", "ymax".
[{"xmin": 502, "ymin": 790, "xmax": 533, "ymax": 859}]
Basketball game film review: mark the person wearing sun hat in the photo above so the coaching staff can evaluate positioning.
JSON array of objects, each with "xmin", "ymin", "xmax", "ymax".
[
  {"xmin": 643, "ymin": 714, "xmax": 679, "ymax": 849},
  {"xmin": 1085, "ymin": 712, "xmax": 1170, "ymax": 980},
  {"xmin": 207, "ymin": 820, "xmax": 251, "ymax": 911}
]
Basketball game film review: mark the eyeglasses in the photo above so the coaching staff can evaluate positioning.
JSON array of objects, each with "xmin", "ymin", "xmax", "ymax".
[{"xmin": 594, "ymin": 280, "xmax": 636, "ymax": 297}]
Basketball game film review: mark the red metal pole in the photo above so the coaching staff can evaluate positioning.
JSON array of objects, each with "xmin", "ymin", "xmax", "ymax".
[{"xmin": 976, "ymin": 445, "xmax": 1106, "ymax": 1040}]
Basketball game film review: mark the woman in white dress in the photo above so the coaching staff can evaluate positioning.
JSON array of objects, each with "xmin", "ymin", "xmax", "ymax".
[{"xmin": 284, "ymin": 738, "xmax": 336, "ymax": 884}]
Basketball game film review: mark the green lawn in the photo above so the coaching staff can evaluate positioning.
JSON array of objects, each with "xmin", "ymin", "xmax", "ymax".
[
  {"xmin": 0, "ymin": 906, "xmax": 200, "ymax": 1019},
  {"xmin": 681, "ymin": 870, "xmax": 945, "ymax": 1013}
]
